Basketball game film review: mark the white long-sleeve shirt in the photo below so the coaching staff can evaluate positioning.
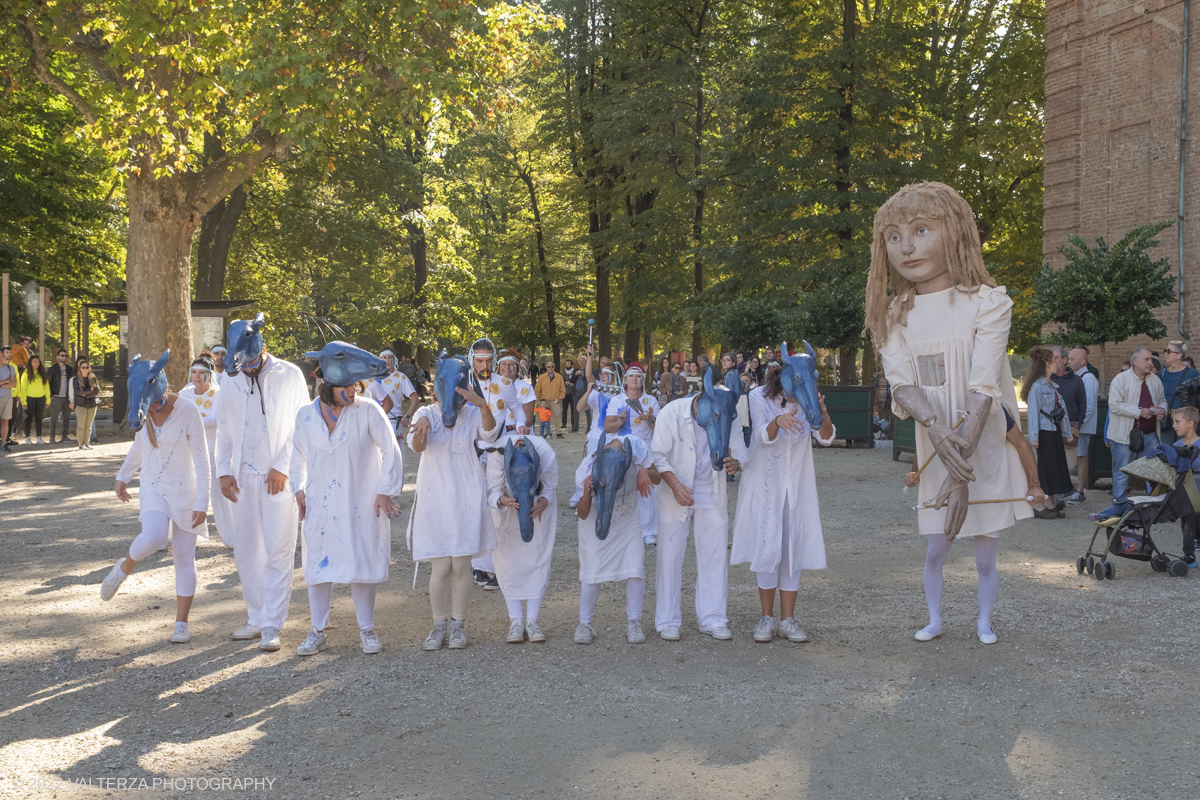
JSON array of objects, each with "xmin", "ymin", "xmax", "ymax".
[
  {"xmin": 214, "ymin": 355, "xmax": 310, "ymax": 491},
  {"xmin": 116, "ymin": 399, "xmax": 211, "ymax": 536},
  {"xmin": 651, "ymin": 396, "xmax": 749, "ymax": 523}
]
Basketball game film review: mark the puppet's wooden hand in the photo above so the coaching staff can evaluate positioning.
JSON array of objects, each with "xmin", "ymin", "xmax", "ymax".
[
  {"xmin": 933, "ymin": 476, "xmax": 969, "ymax": 540},
  {"xmin": 928, "ymin": 422, "xmax": 975, "ymax": 483}
]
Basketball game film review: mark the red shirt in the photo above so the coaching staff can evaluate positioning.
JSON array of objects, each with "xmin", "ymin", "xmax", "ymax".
[{"xmin": 1134, "ymin": 380, "xmax": 1158, "ymax": 433}]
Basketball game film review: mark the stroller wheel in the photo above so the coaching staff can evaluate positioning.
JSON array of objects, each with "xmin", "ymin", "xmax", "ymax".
[
  {"xmin": 1085, "ymin": 556, "xmax": 1095, "ymax": 575},
  {"xmin": 1168, "ymin": 559, "xmax": 1190, "ymax": 578},
  {"xmin": 1104, "ymin": 561, "xmax": 1116, "ymax": 580},
  {"xmin": 1151, "ymin": 555, "xmax": 1170, "ymax": 573},
  {"xmin": 1094, "ymin": 561, "xmax": 1107, "ymax": 581},
  {"xmin": 1076, "ymin": 556, "xmax": 1086, "ymax": 575}
]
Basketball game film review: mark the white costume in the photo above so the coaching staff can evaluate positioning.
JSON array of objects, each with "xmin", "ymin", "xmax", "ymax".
[
  {"xmin": 485, "ymin": 435, "xmax": 558, "ymax": 617},
  {"xmin": 367, "ymin": 370, "xmax": 418, "ymax": 439},
  {"xmin": 652, "ymin": 397, "xmax": 748, "ymax": 633},
  {"xmin": 608, "ymin": 392, "xmax": 661, "ymax": 543},
  {"xmin": 214, "ymin": 355, "xmax": 310, "ymax": 632},
  {"xmin": 730, "ymin": 386, "xmax": 835, "ymax": 588},
  {"xmin": 471, "ymin": 372, "xmax": 533, "ymax": 574},
  {"xmin": 178, "ymin": 382, "xmax": 234, "ymax": 546},
  {"xmin": 576, "ymin": 435, "xmax": 652, "ymax": 584}
]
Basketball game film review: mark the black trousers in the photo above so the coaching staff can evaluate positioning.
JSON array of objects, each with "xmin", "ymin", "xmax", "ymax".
[
  {"xmin": 563, "ymin": 392, "xmax": 578, "ymax": 430},
  {"xmin": 24, "ymin": 397, "xmax": 45, "ymax": 437},
  {"xmin": 1181, "ymin": 515, "xmax": 1198, "ymax": 559}
]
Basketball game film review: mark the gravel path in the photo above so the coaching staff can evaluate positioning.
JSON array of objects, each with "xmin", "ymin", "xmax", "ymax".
[{"xmin": 0, "ymin": 427, "xmax": 1196, "ymax": 799}]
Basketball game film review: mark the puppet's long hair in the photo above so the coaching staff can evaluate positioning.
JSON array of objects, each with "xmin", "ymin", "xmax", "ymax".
[{"xmin": 864, "ymin": 181, "xmax": 996, "ymax": 347}]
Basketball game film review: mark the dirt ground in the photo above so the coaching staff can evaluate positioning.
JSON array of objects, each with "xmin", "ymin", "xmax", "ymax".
[{"xmin": 1, "ymin": 423, "xmax": 1198, "ymax": 800}]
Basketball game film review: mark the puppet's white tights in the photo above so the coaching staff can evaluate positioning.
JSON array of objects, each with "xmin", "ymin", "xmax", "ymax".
[
  {"xmin": 920, "ymin": 534, "xmax": 999, "ymax": 637},
  {"xmin": 579, "ymin": 578, "xmax": 645, "ymax": 624},
  {"xmin": 307, "ymin": 582, "xmax": 377, "ymax": 631},
  {"xmin": 505, "ymin": 597, "xmax": 543, "ymax": 622},
  {"xmin": 429, "ymin": 556, "xmax": 474, "ymax": 622},
  {"xmin": 129, "ymin": 511, "xmax": 197, "ymax": 597}
]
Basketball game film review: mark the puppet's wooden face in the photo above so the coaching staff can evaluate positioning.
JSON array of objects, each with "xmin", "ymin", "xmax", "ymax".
[{"xmin": 884, "ymin": 217, "xmax": 948, "ymax": 290}]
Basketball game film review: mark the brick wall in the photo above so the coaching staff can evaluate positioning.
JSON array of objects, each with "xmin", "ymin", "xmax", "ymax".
[{"xmin": 1044, "ymin": 0, "xmax": 1197, "ymax": 385}]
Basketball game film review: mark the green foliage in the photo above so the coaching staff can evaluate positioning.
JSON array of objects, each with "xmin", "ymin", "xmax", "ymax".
[
  {"xmin": 794, "ymin": 273, "xmax": 867, "ymax": 350},
  {"xmin": 1033, "ymin": 221, "xmax": 1178, "ymax": 347},
  {"xmin": 709, "ymin": 297, "xmax": 788, "ymax": 355}
]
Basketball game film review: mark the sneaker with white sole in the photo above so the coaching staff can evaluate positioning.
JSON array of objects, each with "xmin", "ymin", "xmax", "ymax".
[
  {"xmin": 753, "ymin": 615, "xmax": 777, "ymax": 643},
  {"xmin": 1065, "ymin": 491, "xmax": 1086, "ymax": 505},
  {"xmin": 573, "ymin": 622, "xmax": 595, "ymax": 644},
  {"xmin": 568, "ymin": 499, "xmax": 579, "ymax": 509},
  {"xmin": 526, "ymin": 620, "xmax": 546, "ymax": 643},
  {"xmin": 100, "ymin": 558, "xmax": 128, "ymax": 601},
  {"xmin": 779, "ymin": 617, "xmax": 809, "ymax": 643},
  {"xmin": 626, "ymin": 619, "xmax": 646, "ymax": 644},
  {"xmin": 702, "ymin": 626, "xmax": 733, "ymax": 640},
  {"xmin": 659, "ymin": 626, "xmax": 681, "ymax": 641},
  {"xmin": 423, "ymin": 622, "xmax": 448, "ymax": 651},
  {"xmin": 643, "ymin": 535, "xmax": 657, "ymax": 545},
  {"xmin": 472, "ymin": 569, "xmax": 490, "ymax": 587},
  {"xmin": 232, "ymin": 624, "xmax": 261, "ymax": 640},
  {"xmin": 36, "ymin": 437, "xmax": 45, "ymax": 444},
  {"xmin": 296, "ymin": 628, "xmax": 326, "ymax": 656},
  {"xmin": 360, "ymin": 628, "xmax": 383, "ymax": 654},
  {"xmin": 483, "ymin": 574, "xmax": 500, "ymax": 591},
  {"xmin": 259, "ymin": 626, "xmax": 282, "ymax": 651},
  {"xmin": 506, "ymin": 619, "xmax": 526, "ymax": 643},
  {"xmin": 170, "ymin": 622, "xmax": 191, "ymax": 643},
  {"xmin": 448, "ymin": 619, "xmax": 468, "ymax": 649}
]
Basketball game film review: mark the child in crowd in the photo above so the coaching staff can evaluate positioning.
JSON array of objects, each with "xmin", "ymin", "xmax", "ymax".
[
  {"xmin": 1171, "ymin": 405, "xmax": 1200, "ymax": 568},
  {"xmin": 537, "ymin": 400, "xmax": 553, "ymax": 438}
]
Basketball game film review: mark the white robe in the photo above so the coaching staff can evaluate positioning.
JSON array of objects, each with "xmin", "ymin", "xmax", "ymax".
[
  {"xmin": 575, "ymin": 435, "xmax": 652, "ymax": 584},
  {"xmin": 406, "ymin": 404, "xmax": 500, "ymax": 560},
  {"xmin": 486, "ymin": 435, "xmax": 558, "ymax": 600},
  {"xmin": 116, "ymin": 400, "xmax": 211, "ymax": 538},
  {"xmin": 177, "ymin": 382, "xmax": 235, "ymax": 543},
  {"xmin": 367, "ymin": 370, "xmax": 417, "ymax": 435},
  {"xmin": 730, "ymin": 387, "xmax": 835, "ymax": 575},
  {"xmin": 479, "ymin": 374, "xmax": 534, "ymax": 430},
  {"xmin": 290, "ymin": 398, "xmax": 404, "ymax": 584}
]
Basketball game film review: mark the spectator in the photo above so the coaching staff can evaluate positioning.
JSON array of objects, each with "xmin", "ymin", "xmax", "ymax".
[
  {"xmin": 719, "ymin": 352, "xmax": 736, "ymax": 380},
  {"xmin": 1049, "ymin": 345, "xmax": 1085, "ymax": 444},
  {"xmin": 69, "ymin": 359, "xmax": 100, "ymax": 451},
  {"xmin": 659, "ymin": 361, "xmax": 685, "ymax": 406},
  {"xmin": 536, "ymin": 400, "xmax": 553, "ymax": 438},
  {"xmin": 211, "ymin": 345, "xmax": 229, "ymax": 385},
  {"xmin": 653, "ymin": 357, "xmax": 670, "ymax": 390},
  {"xmin": 736, "ymin": 370, "xmax": 754, "ymax": 448},
  {"xmin": 10, "ymin": 337, "xmax": 29, "ymax": 376},
  {"xmin": 735, "ymin": 352, "xmax": 747, "ymax": 374},
  {"xmin": 47, "ymin": 349, "xmax": 75, "ymax": 443},
  {"xmin": 1158, "ymin": 340, "xmax": 1199, "ymax": 413},
  {"xmin": 534, "ymin": 360, "xmax": 566, "ymax": 439},
  {"xmin": 1093, "ymin": 346, "xmax": 1166, "ymax": 520},
  {"xmin": 1076, "ymin": 345, "xmax": 1100, "ymax": 381},
  {"xmin": 1186, "ymin": 356, "xmax": 1197, "ymax": 370},
  {"xmin": 562, "ymin": 358, "xmax": 579, "ymax": 432},
  {"xmin": 1022, "ymin": 345, "xmax": 1073, "ymax": 520},
  {"xmin": 1170, "ymin": 405, "xmax": 1200, "ymax": 568},
  {"xmin": 17, "ymin": 355, "xmax": 50, "ymax": 444},
  {"xmin": 0, "ymin": 345, "xmax": 14, "ymax": 453},
  {"xmin": 763, "ymin": 347, "xmax": 775, "ymax": 363},
  {"xmin": 747, "ymin": 356, "xmax": 763, "ymax": 384},
  {"xmin": 696, "ymin": 353, "xmax": 711, "ymax": 378},
  {"xmin": 1120, "ymin": 361, "xmax": 1131, "ymax": 372},
  {"xmin": 1066, "ymin": 348, "xmax": 1099, "ymax": 504},
  {"xmin": 685, "ymin": 361, "xmax": 702, "ymax": 394}
]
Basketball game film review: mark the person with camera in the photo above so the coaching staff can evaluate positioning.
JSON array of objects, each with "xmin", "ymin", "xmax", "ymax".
[{"xmin": 1022, "ymin": 346, "xmax": 1073, "ymax": 520}]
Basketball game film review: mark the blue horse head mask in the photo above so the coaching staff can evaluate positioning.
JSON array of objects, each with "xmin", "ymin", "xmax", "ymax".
[
  {"xmin": 779, "ymin": 341, "xmax": 823, "ymax": 428},
  {"xmin": 434, "ymin": 350, "xmax": 471, "ymax": 428},
  {"xmin": 225, "ymin": 312, "xmax": 266, "ymax": 376},
  {"xmin": 126, "ymin": 350, "xmax": 170, "ymax": 432},
  {"xmin": 693, "ymin": 367, "xmax": 741, "ymax": 471},
  {"xmin": 591, "ymin": 432, "xmax": 634, "ymax": 541},
  {"xmin": 504, "ymin": 436, "xmax": 543, "ymax": 543},
  {"xmin": 305, "ymin": 341, "xmax": 390, "ymax": 386}
]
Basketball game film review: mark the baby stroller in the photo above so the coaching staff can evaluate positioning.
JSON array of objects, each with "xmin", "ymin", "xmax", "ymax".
[{"xmin": 1078, "ymin": 448, "xmax": 1200, "ymax": 581}]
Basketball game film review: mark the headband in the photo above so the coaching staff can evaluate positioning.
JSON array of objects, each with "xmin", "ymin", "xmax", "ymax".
[{"xmin": 211, "ymin": 346, "xmax": 227, "ymax": 354}]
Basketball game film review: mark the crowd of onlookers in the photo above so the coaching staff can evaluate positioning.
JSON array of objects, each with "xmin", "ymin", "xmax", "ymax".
[{"xmin": 0, "ymin": 337, "xmax": 100, "ymax": 453}]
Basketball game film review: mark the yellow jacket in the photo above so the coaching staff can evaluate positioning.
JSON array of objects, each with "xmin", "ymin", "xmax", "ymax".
[{"xmin": 17, "ymin": 371, "xmax": 50, "ymax": 403}]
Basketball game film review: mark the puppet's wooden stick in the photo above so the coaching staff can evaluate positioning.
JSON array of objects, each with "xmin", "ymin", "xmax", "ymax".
[
  {"xmin": 902, "ymin": 412, "xmax": 967, "ymax": 491},
  {"xmin": 913, "ymin": 496, "xmax": 1034, "ymax": 511}
]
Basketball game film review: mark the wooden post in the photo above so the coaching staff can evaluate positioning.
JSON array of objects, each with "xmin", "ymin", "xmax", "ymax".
[
  {"xmin": 1, "ymin": 272, "xmax": 8, "ymax": 346},
  {"xmin": 38, "ymin": 286, "xmax": 46, "ymax": 360},
  {"xmin": 62, "ymin": 292, "xmax": 69, "ymax": 358}
]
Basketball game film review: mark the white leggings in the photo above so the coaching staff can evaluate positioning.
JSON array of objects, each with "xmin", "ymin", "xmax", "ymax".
[
  {"xmin": 756, "ymin": 502, "xmax": 801, "ymax": 592},
  {"xmin": 428, "ymin": 556, "xmax": 474, "ymax": 622},
  {"xmin": 306, "ymin": 582, "xmax": 377, "ymax": 632},
  {"xmin": 923, "ymin": 534, "xmax": 1000, "ymax": 635},
  {"xmin": 505, "ymin": 597, "xmax": 543, "ymax": 622},
  {"xmin": 129, "ymin": 511, "xmax": 198, "ymax": 597},
  {"xmin": 579, "ymin": 578, "xmax": 645, "ymax": 624}
]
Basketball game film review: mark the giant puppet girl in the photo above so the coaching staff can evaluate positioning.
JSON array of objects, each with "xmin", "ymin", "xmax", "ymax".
[{"xmin": 866, "ymin": 181, "xmax": 1034, "ymax": 645}]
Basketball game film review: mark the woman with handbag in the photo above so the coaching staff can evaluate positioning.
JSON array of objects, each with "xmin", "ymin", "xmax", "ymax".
[
  {"xmin": 69, "ymin": 359, "xmax": 101, "ymax": 450},
  {"xmin": 1023, "ymin": 345, "xmax": 1073, "ymax": 519}
]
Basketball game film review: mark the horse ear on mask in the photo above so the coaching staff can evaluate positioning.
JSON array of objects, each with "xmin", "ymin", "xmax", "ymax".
[{"xmin": 251, "ymin": 312, "xmax": 266, "ymax": 332}]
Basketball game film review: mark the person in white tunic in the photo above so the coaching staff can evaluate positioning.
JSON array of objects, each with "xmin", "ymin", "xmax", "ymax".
[
  {"xmin": 100, "ymin": 351, "xmax": 210, "ymax": 645},
  {"xmin": 730, "ymin": 365, "xmax": 834, "ymax": 644},
  {"xmin": 366, "ymin": 349, "xmax": 420, "ymax": 448},
  {"xmin": 570, "ymin": 343, "xmax": 622, "ymax": 505},
  {"xmin": 573, "ymin": 433, "xmax": 658, "ymax": 645},
  {"xmin": 215, "ymin": 315, "xmax": 311, "ymax": 652},
  {"xmin": 290, "ymin": 353, "xmax": 404, "ymax": 657},
  {"xmin": 211, "ymin": 345, "xmax": 228, "ymax": 386},
  {"xmin": 484, "ymin": 434, "xmax": 558, "ymax": 643},
  {"xmin": 865, "ymin": 181, "xmax": 1033, "ymax": 645},
  {"xmin": 606, "ymin": 363, "xmax": 661, "ymax": 544},
  {"xmin": 408, "ymin": 352, "xmax": 500, "ymax": 651},
  {"xmin": 177, "ymin": 353, "xmax": 234, "ymax": 548}
]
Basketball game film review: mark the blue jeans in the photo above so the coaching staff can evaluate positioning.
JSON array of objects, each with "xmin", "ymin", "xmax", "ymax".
[
  {"xmin": 539, "ymin": 421, "xmax": 550, "ymax": 438},
  {"xmin": 1110, "ymin": 431, "xmax": 1159, "ymax": 504}
]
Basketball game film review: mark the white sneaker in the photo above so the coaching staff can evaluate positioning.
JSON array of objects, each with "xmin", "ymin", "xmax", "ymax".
[
  {"xmin": 296, "ymin": 628, "xmax": 327, "ymax": 656},
  {"xmin": 36, "ymin": 437, "xmax": 45, "ymax": 444},
  {"xmin": 779, "ymin": 617, "xmax": 809, "ymax": 643},
  {"xmin": 626, "ymin": 619, "xmax": 646, "ymax": 644},
  {"xmin": 573, "ymin": 622, "xmax": 595, "ymax": 644},
  {"xmin": 232, "ymin": 624, "xmax": 261, "ymax": 640},
  {"xmin": 423, "ymin": 622, "xmax": 447, "ymax": 651},
  {"xmin": 448, "ymin": 619, "xmax": 468, "ymax": 650},
  {"xmin": 525, "ymin": 620, "xmax": 546, "ymax": 643},
  {"xmin": 259, "ymin": 626, "xmax": 282, "ymax": 651},
  {"xmin": 360, "ymin": 628, "xmax": 383, "ymax": 654},
  {"xmin": 170, "ymin": 622, "xmax": 191, "ymax": 643},
  {"xmin": 24, "ymin": 437, "xmax": 31, "ymax": 445},
  {"xmin": 568, "ymin": 499, "xmax": 579, "ymax": 509},
  {"xmin": 702, "ymin": 626, "xmax": 733, "ymax": 640},
  {"xmin": 506, "ymin": 619, "xmax": 526, "ymax": 643},
  {"xmin": 100, "ymin": 558, "xmax": 128, "ymax": 601},
  {"xmin": 753, "ymin": 615, "xmax": 777, "ymax": 643},
  {"xmin": 643, "ymin": 535, "xmax": 657, "ymax": 545},
  {"xmin": 659, "ymin": 626, "xmax": 681, "ymax": 641}
]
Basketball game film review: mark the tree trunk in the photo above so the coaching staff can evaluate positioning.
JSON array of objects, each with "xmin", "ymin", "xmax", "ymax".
[
  {"xmin": 838, "ymin": 345, "xmax": 858, "ymax": 385},
  {"xmin": 405, "ymin": 220, "xmax": 430, "ymax": 372},
  {"xmin": 519, "ymin": 170, "xmax": 560, "ymax": 370},
  {"xmin": 692, "ymin": 83, "xmax": 706, "ymax": 357},
  {"xmin": 861, "ymin": 342, "xmax": 877, "ymax": 386},
  {"xmin": 195, "ymin": 127, "xmax": 251, "ymax": 301},
  {"xmin": 126, "ymin": 175, "xmax": 197, "ymax": 388},
  {"xmin": 591, "ymin": 204, "xmax": 612, "ymax": 357},
  {"xmin": 644, "ymin": 329, "xmax": 654, "ymax": 366},
  {"xmin": 623, "ymin": 325, "xmax": 640, "ymax": 364}
]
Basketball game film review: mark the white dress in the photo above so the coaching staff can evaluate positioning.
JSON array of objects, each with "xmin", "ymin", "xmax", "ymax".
[
  {"xmin": 730, "ymin": 387, "xmax": 835, "ymax": 575},
  {"xmin": 116, "ymin": 400, "xmax": 211, "ymax": 537},
  {"xmin": 879, "ymin": 285, "xmax": 1032, "ymax": 537},
  {"xmin": 405, "ymin": 404, "xmax": 500, "ymax": 560},
  {"xmin": 290, "ymin": 398, "xmax": 404, "ymax": 584},
  {"xmin": 177, "ymin": 382, "xmax": 235, "ymax": 542},
  {"xmin": 575, "ymin": 435, "xmax": 652, "ymax": 583},
  {"xmin": 607, "ymin": 392, "xmax": 660, "ymax": 537},
  {"xmin": 478, "ymin": 374, "xmax": 534, "ymax": 430},
  {"xmin": 486, "ymin": 435, "xmax": 558, "ymax": 600}
]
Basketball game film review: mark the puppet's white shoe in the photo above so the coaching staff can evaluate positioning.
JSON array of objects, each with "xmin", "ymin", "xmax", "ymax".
[
  {"xmin": 232, "ymin": 624, "xmax": 261, "ymax": 640},
  {"xmin": 296, "ymin": 629, "xmax": 327, "ymax": 656},
  {"xmin": 360, "ymin": 628, "xmax": 382, "ymax": 654},
  {"xmin": 100, "ymin": 558, "xmax": 128, "ymax": 601},
  {"xmin": 978, "ymin": 629, "xmax": 998, "ymax": 645},
  {"xmin": 626, "ymin": 619, "xmax": 646, "ymax": 644},
  {"xmin": 506, "ymin": 619, "xmax": 526, "ymax": 643},
  {"xmin": 525, "ymin": 620, "xmax": 546, "ymax": 643},
  {"xmin": 423, "ymin": 623, "xmax": 447, "ymax": 651},
  {"xmin": 702, "ymin": 626, "xmax": 733, "ymax": 641},
  {"xmin": 659, "ymin": 626, "xmax": 681, "ymax": 641},
  {"xmin": 779, "ymin": 618, "xmax": 809, "ymax": 643},
  {"xmin": 448, "ymin": 620, "xmax": 468, "ymax": 650},
  {"xmin": 259, "ymin": 627, "xmax": 282, "ymax": 651},
  {"xmin": 753, "ymin": 615, "xmax": 777, "ymax": 643},
  {"xmin": 170, "ymin": 622, "xmax": 191, "ymax": 643},
  {"xmin": 573, "ymin": 623, "xmax": 595, "ymax": 644},
  {"xmin": 914, "ymin": 626, "xmax": 941, "ymax": 642}
]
